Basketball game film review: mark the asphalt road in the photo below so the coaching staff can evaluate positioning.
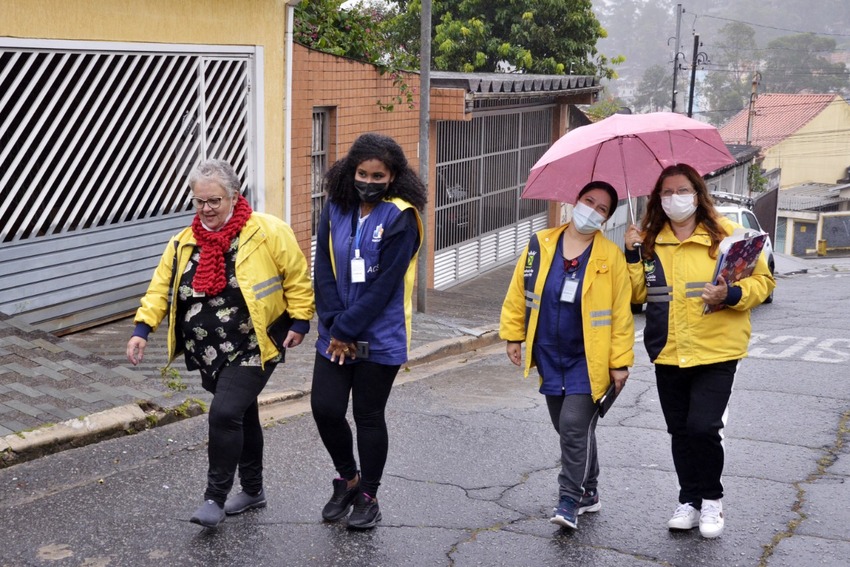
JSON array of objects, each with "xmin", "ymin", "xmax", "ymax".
[{"xmin": 0, "ymin": 263, "xmax": 848, "ymax": 567}]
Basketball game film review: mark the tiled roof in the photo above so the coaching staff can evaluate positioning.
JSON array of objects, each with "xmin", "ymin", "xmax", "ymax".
[
  {"xmin": 719, "ymin": 93, "xmax": 843, "ymax": 149},
  {"xmin": 430, "ymin": 71, "xmax": 600, "ymax": 96}
]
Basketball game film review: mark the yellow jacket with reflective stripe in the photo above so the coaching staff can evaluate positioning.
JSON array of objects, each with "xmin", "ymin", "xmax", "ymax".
[
  {"xmin": 133, "ymin": 212, "xmax": 315, "ymax": 368},
  {"xmin": 499, "ymin": 225, "xmax": 634, "ymax": 402},
  {"xmin": 627, "ymin": 217, "xmax": 775, "ymax": 367}
]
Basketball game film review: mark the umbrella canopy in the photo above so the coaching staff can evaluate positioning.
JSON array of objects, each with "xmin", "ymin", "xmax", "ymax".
[{"xmin": 522, "ymin": 112, "xmax": 736, "ymax": 204}]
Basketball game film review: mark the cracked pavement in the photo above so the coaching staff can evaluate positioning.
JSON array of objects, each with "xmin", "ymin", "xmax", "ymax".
[{"xmin": 0, "ymin": 258, "xmax": 848, "ymax": 566}]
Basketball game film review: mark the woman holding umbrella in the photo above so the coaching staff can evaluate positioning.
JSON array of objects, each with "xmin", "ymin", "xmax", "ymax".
[
  {"xmin": 500, "ymin": 181, "xmax": 634, "ymax": 530},
  {"xmin": 625, "ymin": 163, "xmax": 775, "ymax": 539}
]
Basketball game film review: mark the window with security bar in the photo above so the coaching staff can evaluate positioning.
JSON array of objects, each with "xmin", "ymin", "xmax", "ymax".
[
  {"xmin": 311, "ymin": 107, "xmax": 332, "ymax": 238},
  {"xmin": 0, "ymin": 47, "xmax": 254, "ymax": 244}
]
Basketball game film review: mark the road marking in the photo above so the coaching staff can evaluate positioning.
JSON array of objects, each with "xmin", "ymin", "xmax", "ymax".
[{"xmin": 749, "ymin": 333, "xmax": 849, "ymax": 363}]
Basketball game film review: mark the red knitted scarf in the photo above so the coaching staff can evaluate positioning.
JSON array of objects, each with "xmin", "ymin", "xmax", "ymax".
[{"xmin": 191, "ymin": 194, "xmax": 253, "ymax": 296}]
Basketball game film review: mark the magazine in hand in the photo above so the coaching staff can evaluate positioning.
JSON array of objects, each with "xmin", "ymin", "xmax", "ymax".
[
  {"xmin": 597, "ymin": 382, "xmax": 618, "ymax": 418},
  {"xmin": 703, "ymin": 229, "xmax": 767, "ymax": 315}
]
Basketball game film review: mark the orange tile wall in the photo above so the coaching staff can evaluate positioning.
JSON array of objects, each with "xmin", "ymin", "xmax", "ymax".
[{"xmin": 290, "ymin": 44, "xmax": 423, "ymax": 263}]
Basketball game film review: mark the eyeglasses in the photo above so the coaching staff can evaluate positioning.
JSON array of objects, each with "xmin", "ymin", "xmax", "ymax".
[
  {"xmin": 660, "ymin": 187, "xmax": 695, "ymax": 198},
  {"xmin": 191, "ymin": 196, "xmax": 226, "ymax": 209}
]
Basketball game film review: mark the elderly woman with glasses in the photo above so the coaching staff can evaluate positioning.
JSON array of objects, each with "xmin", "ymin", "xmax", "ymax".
[
  {"xmin": 126, "ymin": 159, "xmax": 314, "ymax": 528},
  {"xmin": 625, "ymin": 163, "xmax": 774, "ymax": 539}
]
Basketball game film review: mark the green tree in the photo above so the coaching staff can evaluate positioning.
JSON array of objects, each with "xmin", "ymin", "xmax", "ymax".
[
  {"xmin": 763, "ymin": 33, "xmax": 849, "ymax": 93},
  {"xmin": 386, "ymin": 0, "xmax": 623, "ymax": 77},
  {"xmin": 703, "ymin": 22, "xmax": 759, "ymax": 125},
  {"xmin": 632, "ymin": 64, "xmax": 673, "ymax": 113}
]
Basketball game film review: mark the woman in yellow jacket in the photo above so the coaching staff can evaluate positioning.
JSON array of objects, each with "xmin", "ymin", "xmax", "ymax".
[
  {"xmin": 625, "ymin": 163, "xmax": 775, "ymax": 539},
  {"xmin": 126, "ymin": 159, "xmax": 314, "ymax": 528},
  {"xmin": 500, "ymin": 181, "xmax": 634, "ymax": 530}
]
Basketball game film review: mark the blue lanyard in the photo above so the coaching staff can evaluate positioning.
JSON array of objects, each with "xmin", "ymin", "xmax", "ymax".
[{"xmin": 354, "ymin": 216, "xmax": 366, "ymax": 255}]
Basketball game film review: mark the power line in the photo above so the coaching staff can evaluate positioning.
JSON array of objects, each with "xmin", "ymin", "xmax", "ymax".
[{"xmin": 695, "ymin": 13, "xmax": 850, "ymax": 38}]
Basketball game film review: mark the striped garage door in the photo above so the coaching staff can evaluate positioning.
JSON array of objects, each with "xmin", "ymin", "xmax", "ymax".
[{"xmin": 0, "ymin": 39, "xmax": 259, "ymax": 334}]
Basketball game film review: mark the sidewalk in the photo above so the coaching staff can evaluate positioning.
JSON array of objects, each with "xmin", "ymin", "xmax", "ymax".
[
  {"xmin": 2, "ymin": 251, "xmax": 844, "ymax": 466},
  {"xmin": 0, "ymin": 262, "xmax": 512, "ymax": 466}
]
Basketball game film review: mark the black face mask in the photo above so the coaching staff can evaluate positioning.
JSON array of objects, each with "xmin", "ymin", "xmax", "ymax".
[{"xmin": 354, "ymin": 180, "xmax": 388, "ymax": 203}]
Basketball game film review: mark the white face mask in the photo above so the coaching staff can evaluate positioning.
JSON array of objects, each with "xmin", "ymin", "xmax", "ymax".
[
  {"xmin": 661, "ymin": 194, "xmax": 697, "ymax": 222},
  {"xmin": 571, "ymin": 202, "xmax": 606, "ymax": 234}
]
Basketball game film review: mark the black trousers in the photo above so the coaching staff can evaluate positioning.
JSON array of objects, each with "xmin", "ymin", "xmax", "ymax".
[
  {"xmin": 655, "ymin": 360, "xmax": 737, "ymax": 508},
  {"xmin": 203, "ymin": 363, "xmax": 274, "ymax": 504},
  {"xmin": 311, "ymin": 353, "xmax": 399, "ymax": 497}
]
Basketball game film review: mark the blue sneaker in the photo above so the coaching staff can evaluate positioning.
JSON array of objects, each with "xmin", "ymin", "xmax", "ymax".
[
  {"xmin": 550, "ymin": 496, "xmax": 578, "ymax": 529},
  {"xmin": 578, "ymin": 489, "xmax": 601, "ymax": 515}
]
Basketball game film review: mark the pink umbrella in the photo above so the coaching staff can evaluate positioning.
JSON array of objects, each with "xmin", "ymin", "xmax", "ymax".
[{"xmin": 522, "ymin": 112, "xmax": 736, "ymax": 222}]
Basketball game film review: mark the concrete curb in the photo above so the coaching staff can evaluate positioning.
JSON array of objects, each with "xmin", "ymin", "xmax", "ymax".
[
  {"xmin": 0, "ymin": 330, "xmax": 503, "ymax": 468},
  {"xmin": 1, "ymin": 404, "xmax": 147, "ymax": 466}
]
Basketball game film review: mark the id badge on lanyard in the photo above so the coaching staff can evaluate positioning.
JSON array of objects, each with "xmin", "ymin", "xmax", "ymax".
[
  {"xmin": 351, "ymin": 250, "xmax": 366, "ymax": 283},
  {"xmin": 351, "ymin": 216, "xmax": 367, "ymax": 283},
  {"xmin": 560, "ymin": 275, "xmax": 579, "ymax": 303}
]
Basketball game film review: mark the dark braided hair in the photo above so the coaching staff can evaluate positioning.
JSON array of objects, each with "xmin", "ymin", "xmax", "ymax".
[{"xmin": 324, "ymin": 133, "xmax": 427, "ymax": 213}]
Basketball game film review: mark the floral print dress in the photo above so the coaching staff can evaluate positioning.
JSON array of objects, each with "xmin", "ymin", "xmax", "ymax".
[{"xmin": 176, "ymin": 237, "xmax": 281, "ymax": 380}]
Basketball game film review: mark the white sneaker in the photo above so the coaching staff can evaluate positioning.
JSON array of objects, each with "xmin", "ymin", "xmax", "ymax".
[
  {"xmin": 667, "ymin": 502, "xmax": 700, "ymax": 530},
  {"xmin": 699, "ymin": 499, "xmax": 725, "ymax": 538}
]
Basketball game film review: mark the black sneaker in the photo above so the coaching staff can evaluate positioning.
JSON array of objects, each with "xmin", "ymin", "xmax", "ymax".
[
  {"xmin": 322, "ymin": 476, "xmax": 360, "ymax": 521},
  {"xmin": 347, "ymin": 492, "xmax": 381, "ymax": 530}
]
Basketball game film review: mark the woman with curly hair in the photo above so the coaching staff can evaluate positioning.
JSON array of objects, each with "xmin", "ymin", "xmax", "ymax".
[
  {"xmin": 311, "ymin": 133, "xmax": 426, "ymax": 529},
  {"xmin": 625, "ymin": 163, "xmax": 774, "ymax": 539}
]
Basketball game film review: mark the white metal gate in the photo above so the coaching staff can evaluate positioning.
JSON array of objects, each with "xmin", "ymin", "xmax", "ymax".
[
  {"xmin": 0, "ymin": 39, "xmax": 259, "ymax": 333},
  {"xmin": 433, "ymin": 107, "xmax": 552, "ymax": 288}
]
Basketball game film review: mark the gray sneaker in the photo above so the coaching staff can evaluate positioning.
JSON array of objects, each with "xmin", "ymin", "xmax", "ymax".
[
  {"xmin": 224, "ymin": 489, "xmax": 267, "ymax": 515},
  {"xmin": 190, "ymin": 500, "xmax": 225, "ymax": 528}
]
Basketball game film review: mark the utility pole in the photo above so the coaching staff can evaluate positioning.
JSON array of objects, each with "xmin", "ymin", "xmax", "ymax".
[
  {"xmin": 671, "ymin": 3, "xmax": 683, "ymax": 113},
  {"xmin": 687, "ymin": 34, "xmax": 699, "ymax": 118},
  {"xmin": 416, "ymin": 0, "xmax": 431, "ymax": 313},
  {"xmin": 746, "ymin": 71, "xmax": 761, "ymax": 145}
]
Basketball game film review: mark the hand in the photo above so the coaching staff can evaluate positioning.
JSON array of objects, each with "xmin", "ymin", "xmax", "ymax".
[
  {"xmin": 625, "ymin": 224, "xmax": 643, "ymax": 251},
  {"xmin": 702, "ymin": 274, "xmax": 728, "ymax": 306},
  {"xmin": 506, "ymin": 342, "xmax": 522, "ymax": 366},
  {"xmin": 327, "ymin": 337, "xmax": 356, "ymax": 365},
  {"xmin": 609, "ymin": 368, "xmax": 629, "ymax": 395},
  {"xmin": 281, "ymin": 331, "xmax": 305, "ymax": 349},
  {"xmin": 126, "ymin": 336, "xmax": 147, "ymax": 366}
]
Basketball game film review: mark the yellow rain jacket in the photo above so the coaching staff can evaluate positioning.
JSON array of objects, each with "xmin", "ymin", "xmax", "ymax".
[
  {"xmin": 500, "ymin": 225, "xmax": 634, "ymax": 402},
  {"xmin": 133, "ymin": 212, "xmax": 315, "ymax": 368},
  {"xmin": 627, "ymin": 217, "xmax": 775, "ymax": 367}
]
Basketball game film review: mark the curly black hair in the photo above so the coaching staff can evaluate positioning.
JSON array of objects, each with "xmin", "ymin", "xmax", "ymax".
[{"xmin": 323, "ymin": 133, "xmax": 427, "ymax": 213}]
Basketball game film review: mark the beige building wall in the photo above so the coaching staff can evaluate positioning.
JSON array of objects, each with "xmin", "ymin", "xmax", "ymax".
[
  {"xmin": 2, "ymin": 0, "xmax": 290, "ymax": 220},
  {"xmin": 764, "ymin": 100, "xmax": 850, "ymax": 189}
]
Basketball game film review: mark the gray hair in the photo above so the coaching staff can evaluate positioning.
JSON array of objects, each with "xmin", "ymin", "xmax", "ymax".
[{"xmin": 188, "ymin": 159, "xmax": 241, "ymax": 198}]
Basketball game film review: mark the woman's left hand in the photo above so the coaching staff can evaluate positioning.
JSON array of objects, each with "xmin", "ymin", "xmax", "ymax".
[
  {"xmin": 610, "ymin": 368, "xmax": 629, "ymax": 395},
  {"xmin": 327, "ymin": 337, "xmax": 356, "ymax": 365},
  {"xmin": 702, "ymin": 274, "xmax": 728, "ymax": 306},
  {"xmin": 282, "ymin": 331, "xmax": 305, "ymax": 349}
]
